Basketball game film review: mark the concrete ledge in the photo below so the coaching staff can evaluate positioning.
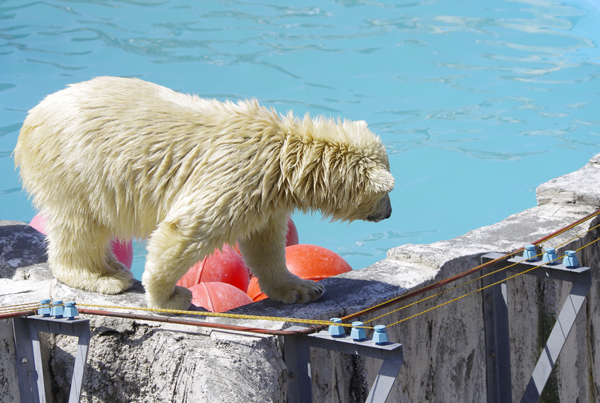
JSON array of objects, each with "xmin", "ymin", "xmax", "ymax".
[{"xmin": 2, "ymin": 155, "xmax": 600, "ymax": 402}]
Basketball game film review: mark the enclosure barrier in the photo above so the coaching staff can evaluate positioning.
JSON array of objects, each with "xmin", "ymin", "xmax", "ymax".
[
  {"xmin": 2, "ymin": 209, "xmax": 599, "ymax": 402},
  {"xmin": 481, "ymin": 249, "xmax": 591, "ymax": 403}
]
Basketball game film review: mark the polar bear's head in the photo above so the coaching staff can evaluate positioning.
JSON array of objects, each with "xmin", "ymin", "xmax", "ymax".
[
  {"xmin": 280, "ymin": 115, "xmax": 395, "ymax": 223},
  {"xmin": 326, "ymin": 145, "xmax": 395, "ymax": 223}
]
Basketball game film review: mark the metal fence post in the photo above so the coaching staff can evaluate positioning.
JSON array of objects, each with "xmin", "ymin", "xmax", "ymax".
[
  {"xmin": 13, "ymin": 315, "xmax": 91, "ymax": 403},
  {"xmin": 282, "ymin": 326, "xmax": 403, "ymax": 403},
  {"xmin": 481, "ymin": 252, "xmax": 592, "ymax": 403}
]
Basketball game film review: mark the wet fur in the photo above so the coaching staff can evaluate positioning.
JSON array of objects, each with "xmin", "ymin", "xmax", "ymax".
[{"xmin": 14, "ymin": 77, "xmax": 394, "ymax": 309}]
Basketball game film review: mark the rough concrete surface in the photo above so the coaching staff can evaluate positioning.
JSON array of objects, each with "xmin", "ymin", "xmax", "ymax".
[{"xmin": 2, "ymin": 155, "xmax": 600, "ymax": 402}]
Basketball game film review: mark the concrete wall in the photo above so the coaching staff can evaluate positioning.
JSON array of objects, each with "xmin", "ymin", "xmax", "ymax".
[{"xmin": 2, "ymin": 155, "xmax": 600, "ymax": 402}]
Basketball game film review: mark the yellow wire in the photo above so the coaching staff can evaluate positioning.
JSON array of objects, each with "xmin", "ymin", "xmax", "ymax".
[
  {"xmin": 3, "ymin": 210, "xmax": 599, "ymax": 331},
  {"xmin": 385, "ymin": 236, "xmax": 599, "ymax": 328},
  {"xmin": 355, "ymin": 211, "xmax": 600, "ymax": 322},
  {"xmin": 77, "ymin": 302, "xmax": 372, "ymax": 329},
  {"xmin": 0, "ymin": 302, "xmax": 40, "ymax": 312},
  {"xmin": 363, "ymin": 221, "xmax": 600, "ymax": 325}
]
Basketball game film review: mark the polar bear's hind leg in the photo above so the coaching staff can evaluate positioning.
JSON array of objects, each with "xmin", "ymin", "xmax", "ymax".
[{"xmin": 47, "ymin": 214, "xmax": 134, "ymax": 294}]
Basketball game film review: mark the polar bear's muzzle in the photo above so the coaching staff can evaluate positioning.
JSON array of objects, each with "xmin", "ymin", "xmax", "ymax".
[{"xmin": 366, "ymin": 194, "xmax": 392, "ymax": 222}]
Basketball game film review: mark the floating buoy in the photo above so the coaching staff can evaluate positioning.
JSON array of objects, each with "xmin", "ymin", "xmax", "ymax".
[
  {"xmin": 189, "ymin": 282, "xmax": 253, "ymax": 313},
  {"xmin": 29, "ymin": 213, "xmax": 133, "ymax": 269},
  {"xmin": 177, "ymin": 244, "xmax": 250, "ymax": 292},
  {"xmin": 29, "ymin": 214, "xmax": 48, "ymax": 234},
  {"xmin": 285, "ymin": 244, "xmax": 352, "ymax": 280},
  {"xmin": 247, "ymin": 277, "xmax": 268, "ymax": 302},
  {"xmin": 247, "ymin": 244, "xmax": 352, "ymax": 302},
  {"xmin": 285, "ymin": 216, "xmax": 299, "ymax": 246},
  {"xmin": 110, "ymin": 239, "xmax": 133, "ymax": 270}
]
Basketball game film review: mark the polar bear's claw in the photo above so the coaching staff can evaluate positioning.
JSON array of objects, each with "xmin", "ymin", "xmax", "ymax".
[
  {"xmin": 146, "ymin": 285, "xmax": 192, "ymax": 311},
  {"xmin": 95, "ymin": 267, "xmax": 135, "ymax": 294},
  {"xmin": 53, "ymin": 263, "xmax": 134, "ymax": 295},
  {"xmin": 262, "ymin": 278, "xmax": 325, "ymax": 304}
]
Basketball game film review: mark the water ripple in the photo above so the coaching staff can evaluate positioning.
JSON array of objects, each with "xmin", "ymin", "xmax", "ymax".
[
  {"xmin": 0, "ymin": 123, "xmax": 21, "ymax": 137},
  {"xmin": 354, "ymin": 229, "xmax": 439, "ymax": 246},
  {"xmin": 24, "ymin": 58, "xmax": 86, "ymax": 70},
  {"xmin": 440, "ymin": 147, "xmax": 548, "ymax": 161},
  {"xmin": 0, "ymin": 187, "xmax": 21, "ymax": 195},
  {"xmin": 1, "ymin": 0, "xmax": 599, "ymax": 273}
]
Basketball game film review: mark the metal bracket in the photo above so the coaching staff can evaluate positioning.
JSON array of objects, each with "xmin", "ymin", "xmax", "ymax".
[
  {"xmin": 282, "ymin": 326, "xmax": 404, "ymax": 403},
  {"xmin": 481, "ymin": 252, "xmax": 592, "ymax": 403},
  {"xmin": 13, "ymin": 315, "xmax": 91, "ymax": 403}
]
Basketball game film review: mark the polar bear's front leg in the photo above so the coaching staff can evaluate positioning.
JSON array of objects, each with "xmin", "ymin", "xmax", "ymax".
[
  {"xmin": 239, "ymin": 214, "xmax": 325, "ymax": 304},
  {"xmin": 142, "ymin": 220, "xmax": 202, "ymax": 310}
]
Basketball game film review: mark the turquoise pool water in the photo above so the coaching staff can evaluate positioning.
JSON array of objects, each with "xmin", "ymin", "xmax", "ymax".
[{"xmin": 1, "ymin": 0, "xmax": 599, "ymax": 280}]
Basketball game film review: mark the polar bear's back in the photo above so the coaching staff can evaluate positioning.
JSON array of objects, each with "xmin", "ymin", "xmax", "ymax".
[{"xmin": 14, "ymin": 77, "xmax": 284, "ymax": 238}]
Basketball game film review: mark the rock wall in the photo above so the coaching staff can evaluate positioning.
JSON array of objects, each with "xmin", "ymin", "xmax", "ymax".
[{"xmin": 2, "ymin": 155, "xmax": 600, "ymax": 402}]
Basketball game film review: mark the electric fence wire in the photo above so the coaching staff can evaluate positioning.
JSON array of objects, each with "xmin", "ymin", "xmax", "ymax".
[{"xmin": 1, "ymin": 209, "xmax": 599, "ymax": 333}]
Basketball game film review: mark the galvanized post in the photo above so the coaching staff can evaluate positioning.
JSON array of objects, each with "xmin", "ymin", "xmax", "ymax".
[
  {"xmin": 13, "ymin": 315, "xmax": 91, "ymax": 403},
  {"xmin": 481, "ymin": 252, "xmax": 592, "ymax": 403},
  {"xmin": 282, "ymin": 326, "xmax": 403, "ymax": 403},
  {"xmin": 481, "ymin": 262, "xmax": 513, "ymax": 403},
  {"xmin": 365, "ymin": 356, "xmax": 404, "ymax": 403},
  {"xmin": 519, "ymin": 279, "xmax": 591, "ymax": 403},
  {"xmin": 283, "ymin": 332, "xmax": 313, "ymax": 403},
  {"xmin": 13, "ymin": 317, "xmax": 42, "ymax": 402}
]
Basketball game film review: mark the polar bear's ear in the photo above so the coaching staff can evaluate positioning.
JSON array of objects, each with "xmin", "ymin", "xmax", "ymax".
[{"xmin": 368, "ymin": 169, "xmax": 395, "ymax": 193}]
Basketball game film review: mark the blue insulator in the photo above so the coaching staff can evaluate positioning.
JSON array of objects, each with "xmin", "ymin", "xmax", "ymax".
[
  {"xmin": 372, "ymin": 325, "xmax": 389, "ymax": 345},
  {"xmin": 542, "ymin": 248, "xmax": 559, "ymax": 265},
  {"xmin": 63, "ymin": 302, "xmax": 78, "ymax": 320},
  {"xmin": 350, "ymin": 321, "xmax": 367, "ymax": 341},
  {"xmin": 328, "ymin": 318, "xmax": 345, "ymax": 337},
  {"xmin": 523, "ymin": 244, "xmax": 538, "ymax": 262},
  {"xmin": 38, "ymin": 299, "xmax": 52, "ymax": 317},
  {"xmin": 563, "ymin": 251, "xmax": 579, "ymax": 268},
  {"xmin": 51, "ymin": 300, "xmax": 64, "ymax": 319}
]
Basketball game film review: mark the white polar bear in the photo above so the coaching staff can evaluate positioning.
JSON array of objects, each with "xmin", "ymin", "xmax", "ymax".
[{"xmin": 14, "ymin": 77, "xmax": 394, "ymax": 310}]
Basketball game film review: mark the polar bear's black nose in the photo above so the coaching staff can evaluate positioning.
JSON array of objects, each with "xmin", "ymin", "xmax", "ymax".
[
  {"xmin": 381, "ymin": 194, "xmax": 392, "ymax": 219},
  {"xmin": 366, "ymin": 194, "xmax": 392, "ymax": 222}
]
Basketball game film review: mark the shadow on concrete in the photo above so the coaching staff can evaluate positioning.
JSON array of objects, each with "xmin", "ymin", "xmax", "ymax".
[
  {"xmin": 0, "ymin": 225, "xmax": 47, "ymax": 278},
  {"xmin": 227, "ymin": 277, "xmax": 406, "ymax": 320}
]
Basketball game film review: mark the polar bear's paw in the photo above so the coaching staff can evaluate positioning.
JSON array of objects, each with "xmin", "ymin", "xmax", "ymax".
[
  {"xmin": 94, "ymin": 267, "xmax": 135, "ymax": 294},
  {"xmin": 262, "ymin": 278, "xmax": 325, "ymax": 304},
  {"xmin": 146, "ymin": 285, "xmax": 192, "ymax": 311},
  {"xmin": 52, "ymin": 264, "xmax": 134, "ymax": 295}
]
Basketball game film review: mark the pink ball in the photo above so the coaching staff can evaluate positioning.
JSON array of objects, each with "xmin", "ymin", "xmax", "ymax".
[
  {"xmin": 190, "ymin": 282, "xmax": 253, "ymax": 313},
  {"xmin": 177, "ymin": 244, "xmax": 250, "ymax": 292},
  {"xmin": 29, "ymin": 213, "xmax": 48, "ymax": 234},
  {"xmin": 285, "ymin": 216, "xmax": 299, "ymax": 246},
  {"xmin": 29, "ymin": 212, "xmax": 133, "ymax": 269},
  {"xmin": 110, "ymin": 239, "xmax": 133, "ymax": 270}
]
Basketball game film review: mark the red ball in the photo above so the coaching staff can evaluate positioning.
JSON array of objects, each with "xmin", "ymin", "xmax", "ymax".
[
  {"xmin": 285, "ymin": 216, "xmax": 299, "ymax": 246},
  {"xmin": 190, "ymin": 282, "xmax": 253, "ymax": 313},
  {"xmin": 246, "ymin": 244, "xmax": 352, "ymax": 301},
  {"xmin": 29, "ymin": 213, "xmax": 133, "ymax": 269},
  {"xmin": 285, "ymin": 244, "xmax": 352, "ymax": 280},
  {"xmin": 247, "ymin": 277, "xmax": 268, "ymax": 302},
  {"xmin": 110, "ymin": 239, "xmax": 133, "ymax": 270},
  {"xmin": 177, "ymin": 244, "xmax": 250, "ymax": 292},
  {"xmin": 29, "ymin": 213, "xmax": 48, "ymax": 234}
]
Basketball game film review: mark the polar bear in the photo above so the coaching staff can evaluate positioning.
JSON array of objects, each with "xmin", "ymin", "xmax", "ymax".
[{"xmin": 14, "ymin": 77, "xmax": 394, "ymax": 310}]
